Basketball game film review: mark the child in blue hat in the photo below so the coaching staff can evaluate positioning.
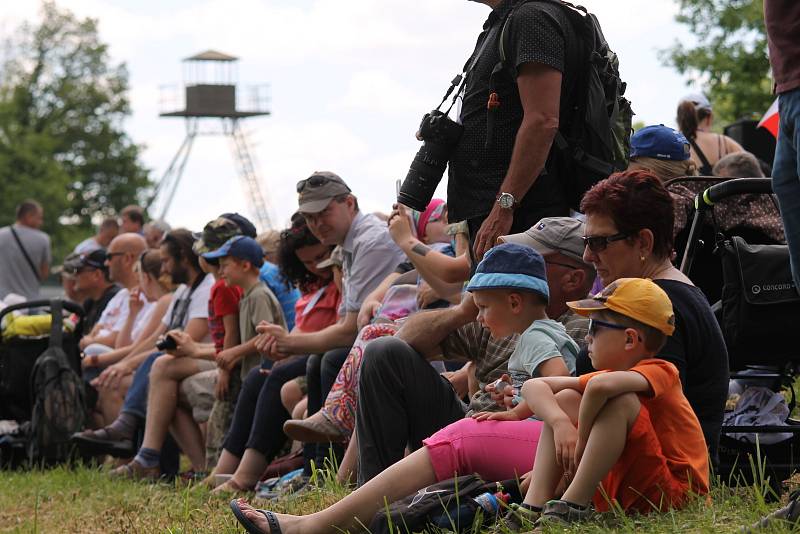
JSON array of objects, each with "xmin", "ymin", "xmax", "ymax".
[{"xmin": 467, "ymin": 243, "xmax": 579, "ymax": 421}]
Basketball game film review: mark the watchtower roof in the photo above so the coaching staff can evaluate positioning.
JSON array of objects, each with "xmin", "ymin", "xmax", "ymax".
[{"xmin": 184, "ymin": 50, "xmax": 238, "ymax": 62}]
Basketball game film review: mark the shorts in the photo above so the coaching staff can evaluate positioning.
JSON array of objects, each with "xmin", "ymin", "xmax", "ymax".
[
  {"xmin": 178, "ymin": 362, "xmax": 217, "ymax": 423},
  {"xmin": 422, "ymin": 417, "xmax": 543, "ymax": 483},
  {"xmin": 595, "ymin": 403, "xmax": 697, "ymax": 514}
]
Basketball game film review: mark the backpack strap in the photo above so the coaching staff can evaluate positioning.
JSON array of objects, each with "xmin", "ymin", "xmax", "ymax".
[
  {"xmin": 688, "ymin": 137, "xmax": 714, "ymax": 175},
  {"xmin": 10, "ymin": 226, "xmax": 42, "ymax": 282}
]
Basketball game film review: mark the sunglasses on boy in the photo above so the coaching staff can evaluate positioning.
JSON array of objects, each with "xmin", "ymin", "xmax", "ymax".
[
  {"xmin": 296, "ymin": 174, "xmax": 334, "ymax": 193},
  {"xmin": 582, "ymin": 232, "xmax": 628, "ymax": 253},
  {"xmin": 588, "ymin": 318, "xmax": 642, "ymax": 341}
]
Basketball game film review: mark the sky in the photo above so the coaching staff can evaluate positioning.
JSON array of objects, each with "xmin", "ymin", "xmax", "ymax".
[{"xmin": 4, "ymin": 0, "xmax": 699, "ymax": 232}]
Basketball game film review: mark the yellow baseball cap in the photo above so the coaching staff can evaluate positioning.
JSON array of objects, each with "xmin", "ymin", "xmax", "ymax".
[{"xmin": 567, "ymin": 278, "xmax": 676, "ymax": 336}]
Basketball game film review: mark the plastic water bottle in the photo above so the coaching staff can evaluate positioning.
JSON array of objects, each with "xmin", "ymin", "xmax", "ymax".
[{"xmin": 429, "ymin": 491, "xmax": 508, "ymax": 529}]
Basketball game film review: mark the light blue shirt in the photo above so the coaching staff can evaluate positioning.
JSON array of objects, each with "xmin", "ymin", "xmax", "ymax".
[
  {"xmin": 508, "ymin": 319, "xmax": 579, "ymax": 388},
  {"xmin": 259, "ymin": 261, "xmax": 300, "ymax": 331}
]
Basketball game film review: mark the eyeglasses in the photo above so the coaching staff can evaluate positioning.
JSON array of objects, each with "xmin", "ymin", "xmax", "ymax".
[
  {"xmin": 106, "ymin": 252, "xmax": 126, "ymax": 260},
  {"xmin": 545, "ymin": 259, "xmax": 578, "ymax": 270},
  {"xmin": 588, "ymin": 318, "xmax": 628, "ymax": 336},
  {"xmin": 582, "ymin": 232, "xmax": 628, "ymax": 253},
  {"xmin": 296, "ymin": 174, "xmax": 333, "ymax": 193}
]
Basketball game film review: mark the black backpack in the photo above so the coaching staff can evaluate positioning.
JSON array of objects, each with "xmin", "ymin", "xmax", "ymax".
[
  {"xmin": 497, "ymin": 0, "xmax": 633, "ymax": 210},
  {"xmin": 27, "ymin": 300, "xmax": 85, "ymax": 463}
]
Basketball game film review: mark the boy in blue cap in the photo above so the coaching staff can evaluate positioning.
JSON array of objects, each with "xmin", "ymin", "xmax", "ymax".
[
  {"xmin": 467, "ymin": 242, "xmax": 579, "ymax": 421},
  {"xmin": 204, "ymin": 236, "xmax": 287, "ymax": 381}
]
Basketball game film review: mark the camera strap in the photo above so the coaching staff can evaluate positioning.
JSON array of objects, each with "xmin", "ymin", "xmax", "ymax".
[{"xmin": 437, "ymin": 29, "xmax": 494, "ymax": 116}]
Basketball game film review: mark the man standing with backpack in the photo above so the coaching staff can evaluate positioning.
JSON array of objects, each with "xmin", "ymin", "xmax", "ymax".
[{"xmin": 445, "ymin": 0, "xmax": 629, "ymax": 258}]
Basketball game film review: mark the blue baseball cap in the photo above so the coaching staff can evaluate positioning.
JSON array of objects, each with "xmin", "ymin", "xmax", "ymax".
[
  {"xmin": 203, "ymin": 235, "xmax": 264, "ymax": 267},
  {"xmin": 465, "ymin": 243, "xmax": 549, "ymax": 302},
  {"xmin": 630, "ymin": 125, "xmax": 691, "ymax": 161}
]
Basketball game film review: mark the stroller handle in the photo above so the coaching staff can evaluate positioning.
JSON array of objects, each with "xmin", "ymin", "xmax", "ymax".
[
  {"xmin": 697, "ymin": 178, "xmax": 773, "ymax": 209},
  {"xmin": 0, "ymin": 299, "xmax": 85, "ymax": 324}
]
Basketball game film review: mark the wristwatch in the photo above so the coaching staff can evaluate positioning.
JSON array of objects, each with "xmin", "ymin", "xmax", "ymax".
[{"xmin": 496, "ymin": 192, "xmax": 518, "ymax": 210}]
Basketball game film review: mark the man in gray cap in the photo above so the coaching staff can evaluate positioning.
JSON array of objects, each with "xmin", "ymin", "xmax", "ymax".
[
  {"xmin": 253, "ymin": 171, "xmax": 405, "ymax": 473},
  {"xmin": 353, "ymin": 216, "xmax": 595, "ymax": 484}
]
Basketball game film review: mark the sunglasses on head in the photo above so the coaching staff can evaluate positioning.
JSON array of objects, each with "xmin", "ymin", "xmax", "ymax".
[
  {"xmin": 296, "ymin": 175, "xmax": 333, "ymax": 193},
  {"xmin": 582, "ymin": 232, "xmax": 628, "ymax": 253}
]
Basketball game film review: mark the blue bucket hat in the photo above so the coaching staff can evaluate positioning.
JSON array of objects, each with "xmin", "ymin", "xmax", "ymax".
[
  {"xmin": 465, "ymin": 243, "xmax": 549, "ymax": 302},
  {"xmin": 203, "ymin": 235, "xmax": 264, "ymax": 268},
  {"xmin": 630, "ymin": 125, "xmax": 691, "ymax": 161}
]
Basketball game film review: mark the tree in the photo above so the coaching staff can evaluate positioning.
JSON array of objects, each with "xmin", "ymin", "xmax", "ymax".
[
  {"xmin": 0, "ymin": 1, "xmax": 151, "ymax": 262},
  {"xmin": 661, "ymin": 0, "xmax": 773, "ymax": 127}
]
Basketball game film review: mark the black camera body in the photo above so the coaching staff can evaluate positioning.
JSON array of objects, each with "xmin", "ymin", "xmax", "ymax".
[
  {"xmin": 156, "ymin": 334, "xmax": 177, "ymax": 352},
  {"xmin": 397, "ymin": 110, "xmax": 463, "ymax": 212}
]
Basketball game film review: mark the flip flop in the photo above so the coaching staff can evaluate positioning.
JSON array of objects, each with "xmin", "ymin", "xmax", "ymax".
[{"xmin": 230, "ymin": 500, "xmax": 282, "ymax": 534}]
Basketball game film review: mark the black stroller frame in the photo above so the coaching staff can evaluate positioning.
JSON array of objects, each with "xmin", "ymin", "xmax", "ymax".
[{"xmin": 678, "ymin": 177, "xmax": 800, "ymax": 492}]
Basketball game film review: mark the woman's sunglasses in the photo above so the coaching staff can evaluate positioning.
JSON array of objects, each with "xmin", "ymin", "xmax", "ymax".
[
  {"xmin": 296, "ymin": 175, "xmax": 333, "ymax": 193},
  {"xmin": 581, "ymin": 232, "xmax": 628, "ymax": 253}
]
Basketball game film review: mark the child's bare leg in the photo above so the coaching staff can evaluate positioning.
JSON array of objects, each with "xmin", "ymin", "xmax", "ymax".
[
  {"xmin": 236, "ymin": 446, "xmax": 438, "ymax": 534},
  {"xmin": 561, "ymin": 392, "xmax": 640, "ymax": 506},
  {"xmin": 337, "ymin": 430, "xmax": 358, "ymax": 485},
  {"xmin": 523, "ymin": 389, "xmax": 581, "ymax": 508}
]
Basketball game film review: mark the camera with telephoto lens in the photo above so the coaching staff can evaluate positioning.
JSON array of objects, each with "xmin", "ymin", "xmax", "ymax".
[
  {"xmin": 156, "ymin": 334, "xmax": 178, "ymax": 351},
  {"xmin": 397, "ymin": 110, "xmax": 464, "ymax": 212}
]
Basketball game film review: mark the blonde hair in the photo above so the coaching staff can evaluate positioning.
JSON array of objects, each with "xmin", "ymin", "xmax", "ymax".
[{"xmin": 628, "ymin": 156, "xmax": 697, "ymax": 182}]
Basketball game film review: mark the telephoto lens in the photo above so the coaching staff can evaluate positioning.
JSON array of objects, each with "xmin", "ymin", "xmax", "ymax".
[{"xmin": 397, "ymin": 110, "xmax": 463, "ymax": 211}]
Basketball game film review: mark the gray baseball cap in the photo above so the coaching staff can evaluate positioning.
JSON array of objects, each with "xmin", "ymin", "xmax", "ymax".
[
  {"xmin": 297, "ymin": 171, "xmax": 352, "ymax": 214},
  {"xmin": 499, "ymin": 217, "xmax": 588, "ymax": 265},
  {"xmin": 681, "ymin": 92, "xmax": 712, "ymax": 112}
]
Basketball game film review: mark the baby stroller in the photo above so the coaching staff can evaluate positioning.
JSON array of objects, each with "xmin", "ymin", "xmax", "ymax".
[
  {"xmin": 678, "ymin": 177, "xmax": 800, "ymax": 495},
  {"xmin": 0, "ymin": 299, "xmax": 85, "ymax": 467}
]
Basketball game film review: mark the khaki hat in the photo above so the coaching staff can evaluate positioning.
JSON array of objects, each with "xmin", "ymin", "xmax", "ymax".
[
  {"xmin": 297, "ymin": 171, "xmax": 351, "ymax": 214},
  {"xmin": 499, "ymin": 217, "xmax": 587, "ymax": 265},
  {"xmin": 316, "ymin": 245, "xmax": 344, "ymax": 269},
  {"xmin": 567, "ymin": 278, "xmax": 676, "ymax": 336}
]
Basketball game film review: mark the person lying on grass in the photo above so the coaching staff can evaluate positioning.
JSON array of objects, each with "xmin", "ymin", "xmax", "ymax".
[
  {"xmin": 514, "ymin": 277, "xmax": 709, "ymax": 530},
  {"xmin": 227, "ymin": 242, "xmax": 581, "ymax": 534}
]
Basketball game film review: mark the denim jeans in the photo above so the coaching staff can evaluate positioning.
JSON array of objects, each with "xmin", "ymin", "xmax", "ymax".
[
  {"xmin": 120, "ymin": 352, "xmax": 162, "ymax": 418},
  {"xmin": 773, "ymin": 87, "xmax": 800, "ymax": 294}
]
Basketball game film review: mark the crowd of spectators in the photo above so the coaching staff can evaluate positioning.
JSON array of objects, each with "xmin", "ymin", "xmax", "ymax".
[{"xmin": 1, "ymin": 0, "xmax": 798, "ymax": 532}]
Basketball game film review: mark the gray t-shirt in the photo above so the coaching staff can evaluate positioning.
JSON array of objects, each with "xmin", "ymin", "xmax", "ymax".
[
  {"xmin": 507, "ymin": 318, "xmax": 578, "ymax": 389},
  {"xmin": 0, "ymin": 224, "xmax": 51, "ymax": 300},
  {"xmin": 340, "ymin": 212, "xmax": 406, "ymax": 313},
  {"xmin": 239, "ymin": 281, "xmax": 286, "ymax": 379}
]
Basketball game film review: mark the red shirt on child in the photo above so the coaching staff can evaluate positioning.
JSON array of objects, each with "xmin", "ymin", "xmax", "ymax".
[{"xmin": 208, "ymin": 278, "xmax": 243, "ymax": 353}]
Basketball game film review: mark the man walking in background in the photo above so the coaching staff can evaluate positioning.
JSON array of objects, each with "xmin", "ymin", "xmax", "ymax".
[{"xmin": 0, "ymin": 200, "xmax": 51, "ymax": 301}]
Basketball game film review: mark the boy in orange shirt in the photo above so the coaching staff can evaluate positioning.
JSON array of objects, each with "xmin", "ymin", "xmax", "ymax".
[{"xmin": 518, "ymin": 278, "xmax": 709, "ymax": 528}]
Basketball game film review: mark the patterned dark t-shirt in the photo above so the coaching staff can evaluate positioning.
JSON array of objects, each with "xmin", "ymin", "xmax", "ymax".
[{"xmin": 447, "ymin": 0, "xmax": 579, "ymax": 223}]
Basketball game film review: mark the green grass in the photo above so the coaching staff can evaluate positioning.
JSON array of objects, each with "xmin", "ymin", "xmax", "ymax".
[{"xmin": 1, "ymin": 463, "xmax": 800, "ymax": 534}]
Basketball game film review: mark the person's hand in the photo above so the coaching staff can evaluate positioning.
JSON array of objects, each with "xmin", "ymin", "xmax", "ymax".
[
  {"xmin": 357, "ymin": 300, "xmax": 381, "ymax": 329},
  {"xmin": 128, "ymin": 287, "xmax": 144, "ymax": 316},
  {"xmin": 442, "ymin": 367, "xmax": 469, "ymax": 399},
  {"xmin": 79, "ymin": 335, "xmax": 94, "ymax": 351},
  {"xmin": 473, "ymin": 206, "xmax": 513, "ymax": 260},
  {"xmin": 485, "ymin": 373, "xmax": 513, "ymax": 407},
  {"xmin": 164, "ymin": 330, "xmax": 196, "ymax": 358},
  {"xmin": 387, "ymin": 203, "xmax": 414, "ymax": 245},
  {"xmin": 255, "ymin": 323, "xmax": 291, "ymax": 354},
  {"xmin": 471, "ymin": 410, "xmax": 521, "ymax": 422},
  {"xmin": 552, "ymin": 419, "xmax": 578, "ymax": 476},
  {"xmin": 92, "ymin": 360, "xmax": 133, "ymax": 390},
  {"xmin": 216, "ymin": 348, "xmax": 238, "ymax": 371},
  {"xmin": 416, "ymin": 281, "xmax": 439, "ymax": 309},
  {"xmin": 215, "ymin": 367, "xmax": 230, "ymax": 401}
]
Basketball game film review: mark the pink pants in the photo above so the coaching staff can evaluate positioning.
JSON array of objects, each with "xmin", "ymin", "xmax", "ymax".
[{"xmin": 422, "ymin": 417, "xmax": 543, "ymax": 483}]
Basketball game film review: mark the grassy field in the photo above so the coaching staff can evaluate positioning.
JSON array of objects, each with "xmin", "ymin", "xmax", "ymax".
[{"xmin": 1, "ymin": 463, "xmax": 799, "ymax": 534}]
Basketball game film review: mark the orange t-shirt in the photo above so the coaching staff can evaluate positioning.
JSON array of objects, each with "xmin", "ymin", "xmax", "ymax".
[{"xmin": 578, "ymin": 359, "xmax": 710, "ymax": 510}]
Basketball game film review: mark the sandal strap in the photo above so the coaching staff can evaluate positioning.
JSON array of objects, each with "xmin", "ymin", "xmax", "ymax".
[{"xmin": 257, "ymin": 510, "xmax": 282, "ymax": 534}]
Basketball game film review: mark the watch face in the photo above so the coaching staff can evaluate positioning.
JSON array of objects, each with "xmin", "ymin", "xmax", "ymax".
[{"xmin": 498, "ymin": 193, "xmax": 514, "ymax": 209}]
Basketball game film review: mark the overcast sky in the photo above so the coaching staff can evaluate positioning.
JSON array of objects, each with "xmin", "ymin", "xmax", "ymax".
[{"xmin": 5, "ymin": 0, "xmax": 699, "ymax": 232}]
